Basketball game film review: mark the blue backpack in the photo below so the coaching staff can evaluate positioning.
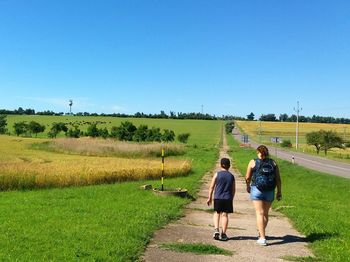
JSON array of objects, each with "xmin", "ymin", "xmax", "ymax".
[{"xmin": 254, "ymin": 158, "xmax": 276, "ymax": 191}]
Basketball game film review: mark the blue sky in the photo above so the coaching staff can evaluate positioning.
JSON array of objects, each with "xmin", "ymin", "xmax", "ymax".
[{"xmin": 0, "ymin": 0, "xmax": 349, "ymax": 118}]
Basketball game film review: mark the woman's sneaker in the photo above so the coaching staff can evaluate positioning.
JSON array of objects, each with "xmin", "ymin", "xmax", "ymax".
[
  {"xmin": 213, "ymin": 229, "xmax": 220, "ymax": 240},
  {"xmin": 257, "ymin": 238, "xmax": 267, "ymax": 246},
  {"xmin": 220, "ymin": 233, "xmax": 229, "ymax": 241}
]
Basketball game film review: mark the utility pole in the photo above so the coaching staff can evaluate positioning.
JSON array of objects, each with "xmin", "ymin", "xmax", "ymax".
[
  {"xmin": 294, "ymin": 101, "xmax": 302, "ymax": 150},
  {"xmin": 201, "ymin": 104, "xmax": 204, "ymax": 114},
  {"xmin": 69, "ymin": 99, "xmax": 73, "ymax": 115}
]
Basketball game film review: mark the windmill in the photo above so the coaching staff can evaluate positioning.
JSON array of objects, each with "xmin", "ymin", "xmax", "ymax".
[{"xmin": 69, "ymin": 99, "xmax": 73, "ymax": 115}]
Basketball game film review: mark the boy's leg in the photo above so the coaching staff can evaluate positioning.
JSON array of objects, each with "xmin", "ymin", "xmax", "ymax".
[
  {"xmin": 221, "ymin": 212, "xmax": 229, "ymax": 234},
  {"xmin": 213, "ymin": 211, "xmax": 220, "ymax": 229}
]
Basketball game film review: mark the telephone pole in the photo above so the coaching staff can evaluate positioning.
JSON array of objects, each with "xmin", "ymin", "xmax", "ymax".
[{"xmin": 294, "ymin": 101, "xmax": 302, "ymax": 150}]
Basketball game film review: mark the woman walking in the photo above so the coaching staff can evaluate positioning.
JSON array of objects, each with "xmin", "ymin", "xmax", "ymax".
[{"xmin": 245, "ymin": 145, "xmax": 282, "ymax": 246}]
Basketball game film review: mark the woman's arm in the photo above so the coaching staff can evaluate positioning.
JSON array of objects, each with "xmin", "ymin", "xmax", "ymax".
[
  {"xmin": 275, "ymin": 164, "xmax": 282, "ymax": 200},
  {"xmin": 245, "ymin": 159, "xmax": 254, "ymax": 193}
]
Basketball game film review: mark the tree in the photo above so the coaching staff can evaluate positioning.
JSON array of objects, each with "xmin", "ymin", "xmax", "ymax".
[
  {"xmin": 66, "ymin": 125, "xmax": 81, "ymax": 138},
  {"xmin": 146, "ymin": 127, "xmax": 162, "ymax": 142},
  {"xmin": 247, "ymin": 112, "xmax": 255, "ymax": 120},
  {"xmin": 225, "ymin": 121, "xmax": 235, "ymax": 134},
  {"xmin": 86, "ymin": 124, "xmax": 99, "ymax": 137},
  {"xmin": 162, "ymin": 129, "xmax": 175, "ymax": 142},
  {"xmin": 28, "ymin": 121, "xmax": 45, "ymax": 137},
  {"xmin": 320, "ymin": 130, "xmax": 344, "ymax": 155},
  {"xmin": 0, "ymin": 115, "xmax": 7, "ymax": 134},
  {"xmin": 113, "ymin": 121, "xmax": 137, "ymax": 141},
  {"xmin": 48, "ymin": 122, "xmax": 68, "ymax": 138},
  {"xmin": 279, "ymin": 113, "xmax": 289, "ymax": 122},
  {"xmin": 177, "ymin": 133, "xmax": 190, "ymax": 143},
  {"xmin": 133, "ymin": 125, "xmax": 149, "ymax": 142},
  {"xmin": 260, "ymin": 114, "xmax": 277, "ymax": 121},
  {"xmin": 306, "ymin": 130, "xmax": 344, "ymax": 155},
  {"xmin": 13, "ymin": 121, "xmax": 28, "ymax": 136}
]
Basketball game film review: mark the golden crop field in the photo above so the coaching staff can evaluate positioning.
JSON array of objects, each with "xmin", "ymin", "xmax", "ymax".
[
  {"xmin": 235, "ymin": 120, "xmax": 350, "ymax": 160},
  {"xmin": 0, "ymin": 135, "xmax": 190, "ymax": 190}
]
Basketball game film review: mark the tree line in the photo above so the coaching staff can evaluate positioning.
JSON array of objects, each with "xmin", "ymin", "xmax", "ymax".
[
  {"xmin": 0, "ymin": 116, "xmax": 190, "ymax": 143},
  {"xmin": 246, "ymin": 112, "xmax": 350, "ymax": 124}
]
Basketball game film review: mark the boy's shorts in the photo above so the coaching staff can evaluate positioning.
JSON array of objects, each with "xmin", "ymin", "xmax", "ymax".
[
  {"xmin": 214, "ymin": 199, "xmax": 233, "ymax": 213},
  {"xmin": 250, "ymin": 185, "xmax": 275, "ymax": 202}
]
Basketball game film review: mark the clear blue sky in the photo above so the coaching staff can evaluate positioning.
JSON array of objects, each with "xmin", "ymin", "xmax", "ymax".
[{"xmin": 1, "ymin": 0, "xmax": 349, "ymax": 118}]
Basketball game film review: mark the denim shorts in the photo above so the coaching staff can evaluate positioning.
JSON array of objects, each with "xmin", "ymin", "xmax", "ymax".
[{"xmin": 250, "ymin": 186, "xmax": 274, "ymax": 202}]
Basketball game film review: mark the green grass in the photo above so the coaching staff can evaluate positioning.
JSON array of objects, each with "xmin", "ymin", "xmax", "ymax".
[
  {"xmin": 0, "ymin": 118, "xmax": 222, "ymax": 261},
  {"xmin": 227, "ymin": 134, "xmax": 350, "ymax": 262},
  {"xmin": 160, "ymin": 243, "xmax": 233, "ymax": 256}
]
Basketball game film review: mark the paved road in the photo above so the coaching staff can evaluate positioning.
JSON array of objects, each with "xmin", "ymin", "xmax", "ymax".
[{"xmin": 233, "ymin": 128, "xmax": 350, "ymax": 179}]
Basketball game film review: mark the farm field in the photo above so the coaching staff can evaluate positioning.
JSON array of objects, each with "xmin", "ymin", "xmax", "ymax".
[
  {"xmin": 0, "ymin": 116, "xmax": 222, "ymax": 261},
  {"xmin": 235, "ymin": 120, "xmax": 350, "ymax": 161}
]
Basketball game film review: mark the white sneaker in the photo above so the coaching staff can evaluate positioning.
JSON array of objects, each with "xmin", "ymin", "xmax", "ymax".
[{"xmin": 257, "ymin": 238, "xmax": 267, "ymax": 246}]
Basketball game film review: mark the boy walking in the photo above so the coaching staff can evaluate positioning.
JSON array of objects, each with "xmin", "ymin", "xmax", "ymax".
[{"xmin": 207, "ymin": 158, "xmax": 236, "ymax": 241}]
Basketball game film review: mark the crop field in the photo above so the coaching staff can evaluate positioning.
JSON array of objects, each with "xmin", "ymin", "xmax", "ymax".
[
  {"xmin": 0, "ymin": 116, "xmax": 222, "ymax": 261},
  {"xmin": 236, "ymin": 120, "xmax": 350, "ymax": 160}
]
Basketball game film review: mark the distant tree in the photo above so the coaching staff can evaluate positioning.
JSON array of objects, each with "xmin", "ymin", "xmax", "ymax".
[
  {"xmin": 306, "ymin": 130, "xmax": 344, "ymax": 155},
  {"xmin": 247, "ymin": 112, "xmax": 255, "ymax": 120},
  {"xmin": 306, "ymin": 131, "xmax": 323, "ymax": 154},
  {"xmin": 225, "ymin": 121, "xmax": 235, "ymax": 134},
  {"xmin": 48, "ymin": 122, "xmax": 68, "ymax": 138},
  {"xmin": 86, "ymin": 124, "xmax": 100, "ymax": 137},
  {"xmin": 279, "ymin": 113, "xmax": 289, "ymax": 122},
  {"xmin": 66, "ymin": 125, "xmax": 81, "ymax": 138},
  {"xmin": 132, "ymin": 125, "xmax": 149, "ymax": 142},
  {"xmin": 28, "ymin": 121, "xmax": 45, "ymax": 137},
  {"xmin": 162, "ymin": 129, "xmax": 175, "ymax": 142},
  {"xmin": 113, "ymin": 121, "xmax": 137, "ymax": 141},
  {"xmin": 0, "ymin": 115, "xmax": 7, "ymax": 134},
  {"xmin": 320, "ymin": 130, "xmax": 344, "ymax": 155},
  {"xmin": 13, "ymin": 121, "xmax": 28, "ymax": 136},
  {"xmin": 146, "ymin": 127, "xmax": 162, "ymax": 142},
  {"xmin": 99, "ymin": 127, "xmax": 109, "ymax": 139},
  {"xmin": 260, "ymin": 114, "xmax": 277, "ymax": 121},
  {"xmin": 177, "ymin": 133, "xmax": 190, "ymax": 143}
]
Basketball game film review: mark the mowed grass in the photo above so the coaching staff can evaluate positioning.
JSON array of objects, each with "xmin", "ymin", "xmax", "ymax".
[
  {"xmin": 236, "ymin": 120, "xmax": 350, "ymax": 161},
  {"xmin": 227, "ymin": 134, "xmax": 350, "ymax": 261},
  {"xmin": 0, "ymin": 118, "xmax": 222, "ymax": 261}
]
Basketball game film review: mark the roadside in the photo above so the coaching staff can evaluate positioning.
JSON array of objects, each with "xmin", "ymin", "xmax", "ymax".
[
  {"xmin": 142, "ymin": 133, "xmax": 313, "ymax": 261},
  {"xmin": 233, "ymin": 128, "xmax": 350, "ymax": 179}
]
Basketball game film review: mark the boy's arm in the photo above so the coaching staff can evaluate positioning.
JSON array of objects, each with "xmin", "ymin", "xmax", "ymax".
[
  {"xmin": 206, "ymin": 172, "xmax": 217, "ymax": 206},
  {"xmin": 232, "ymin": 176, "xmax": 236, "ymax": 199}
]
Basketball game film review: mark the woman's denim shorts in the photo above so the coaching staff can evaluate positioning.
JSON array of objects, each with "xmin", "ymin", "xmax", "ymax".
[{"xmin": 250, "ymin": 185, "xmax": 274, "ymax": 202}]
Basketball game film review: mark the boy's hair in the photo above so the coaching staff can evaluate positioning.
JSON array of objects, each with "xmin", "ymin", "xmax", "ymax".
[{"xmin": 221, "ymin": 158, "xmax": 230, "ymax": 169}]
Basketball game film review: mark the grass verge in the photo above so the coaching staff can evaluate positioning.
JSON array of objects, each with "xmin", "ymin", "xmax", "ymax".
[
  {"xmin": 160, "ymin": 243, "xmax": 233, "ymax": 256},
  {"xmin": 227, "ymin": 134, "xmax": 350, "ymax": 262}
]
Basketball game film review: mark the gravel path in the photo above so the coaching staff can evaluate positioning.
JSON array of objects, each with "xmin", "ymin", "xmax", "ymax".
[{"xmin": 142, "ymin": 133, "xmax": 313, "ymax": 261}]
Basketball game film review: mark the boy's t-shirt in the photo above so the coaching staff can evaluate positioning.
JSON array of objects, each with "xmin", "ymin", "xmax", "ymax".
[{"xmin": 214, "ymin": 170, "xmax": 235, "ymax": 200}]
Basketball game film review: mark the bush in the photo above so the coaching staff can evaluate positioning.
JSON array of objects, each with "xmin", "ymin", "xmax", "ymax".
[
  {"xmin": 281, "ymin": 139, "xmax": 292, "ymax": 148},
  {"xmin": 177, "ymin": 133, "xmax": 190, "ymax": 143}
]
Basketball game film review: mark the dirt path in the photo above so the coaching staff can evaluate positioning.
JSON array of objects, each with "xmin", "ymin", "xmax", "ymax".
[{"xmin": 142, "ymin": 134, "xmax": 313, "ymax": 261}]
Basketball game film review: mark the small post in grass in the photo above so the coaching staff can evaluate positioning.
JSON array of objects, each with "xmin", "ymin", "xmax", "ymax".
[{"xmin": 161, "ymin": 147, "xmax": 165, "ymax": 191}]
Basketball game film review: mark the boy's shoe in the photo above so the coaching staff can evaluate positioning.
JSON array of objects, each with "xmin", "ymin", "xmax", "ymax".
[
  {"xmin": 220, "ymin": 233, "xmax": 229, "ymax": 241},
  {"xmin": 213, "ymin": 229, "xmax": 220, "ymax": 240},
  {"xmin": 257, "ymin": 238, "xmax": 267, "ymax": 246}
]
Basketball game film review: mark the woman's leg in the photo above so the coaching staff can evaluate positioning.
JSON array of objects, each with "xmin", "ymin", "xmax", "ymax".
[
  {"xmin": 262, "ymin": 201, "xmax": 272, "ymax": 231},
  {"xmin": 253, "ymin": 200, "xmax": 272, "ymax": 239}
]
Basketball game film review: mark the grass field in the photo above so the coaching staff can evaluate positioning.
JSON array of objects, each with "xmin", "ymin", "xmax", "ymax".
[
  {"xmin": 227, "ymin": 134, "xmax": 350, "ymax": 261},
  {"xmin": 0, "ymin": 116, "xmax": 222, "ymax": 261},
  {"xmin": 235, "ymin": 120, "xmax": 350, "ymax": 161}
]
